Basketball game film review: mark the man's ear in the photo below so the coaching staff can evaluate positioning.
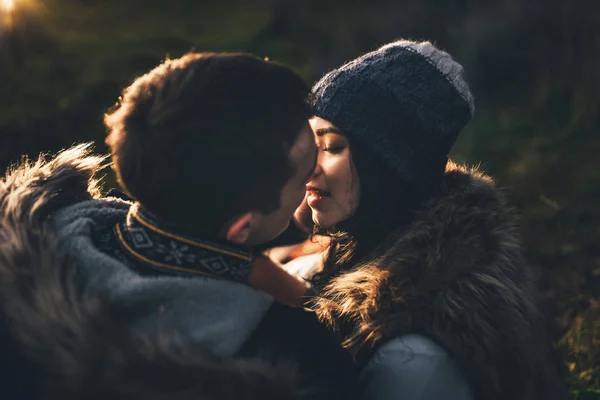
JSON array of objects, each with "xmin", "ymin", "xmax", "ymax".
[{"xmin": 225, "ymin": 212, "xmax": 253, "ymax": 244}]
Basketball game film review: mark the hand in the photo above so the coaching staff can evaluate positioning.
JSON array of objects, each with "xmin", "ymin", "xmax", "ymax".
[
  {"xmin": 282, "ymin": 252, "xmax": 326, "ymax": 281},
  {"xmin": 249, "ymin": 254, "xmax": 311, "ymax": 307},
  {"xmin": 264, "ymin": 235, "xmax": 330, "ymax": 264},
  {"xmin": 293, "ymin": 192, "xmax": 314, "ymax": 234},
  {"xmin": 288, "ymin": 235, "xmax": 330, "ymax": 259},
  {"xmin": 264, "ymin": 243, "xmax": 305, "ymax": 264}
]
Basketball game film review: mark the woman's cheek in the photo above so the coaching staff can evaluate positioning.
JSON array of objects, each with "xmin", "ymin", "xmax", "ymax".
[
  {"xmin": 329, "ymin": 158, "xmax": 350, "ymax": 204},
  {"xmin": 325, "ymin": 156, "xmax": 344, "ymax": 179}
]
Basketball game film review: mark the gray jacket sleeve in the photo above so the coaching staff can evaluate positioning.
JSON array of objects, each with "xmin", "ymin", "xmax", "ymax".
[{"xmin": 359, "ymin": 334, "xmax": 473, "ymax": 400}]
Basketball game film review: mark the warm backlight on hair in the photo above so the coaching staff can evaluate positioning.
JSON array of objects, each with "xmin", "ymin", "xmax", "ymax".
[{"xmin": 1, "ymin": 0, "xmax": 14, "ymax": 12}]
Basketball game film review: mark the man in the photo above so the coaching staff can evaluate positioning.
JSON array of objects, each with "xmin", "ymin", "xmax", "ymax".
[{"xmin": 0, "ymin": 52, "xmax": 355, "ymax": 399}]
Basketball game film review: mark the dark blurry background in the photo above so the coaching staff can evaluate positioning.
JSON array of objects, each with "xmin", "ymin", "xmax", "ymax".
[{"xmin": 1, "ymin": 0, "xmax": 598, "ymax": 396}]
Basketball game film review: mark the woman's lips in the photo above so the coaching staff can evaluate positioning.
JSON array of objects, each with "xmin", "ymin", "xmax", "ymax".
[{"xmin": 306, "ymin": 187, "xmax": 330, "ymax": 208}]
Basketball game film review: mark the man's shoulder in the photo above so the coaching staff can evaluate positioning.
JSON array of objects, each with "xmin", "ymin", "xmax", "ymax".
[{"xmin": 48, "ymin": 197, "xmax": 273, "ymax": 357}]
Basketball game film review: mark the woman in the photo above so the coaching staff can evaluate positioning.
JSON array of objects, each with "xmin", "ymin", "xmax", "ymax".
[{"xmin": 290, "ymin": 40, "xmax": 567, "ymax": 400}]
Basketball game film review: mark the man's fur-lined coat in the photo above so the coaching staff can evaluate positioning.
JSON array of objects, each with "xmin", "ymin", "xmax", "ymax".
[
  {"xmin": 312, "ymin": 161, "xmax": 568, "ymax": 400},
  {"xmin": 0, "ymin": 145, "xmax": 299, "ymax": 400}
]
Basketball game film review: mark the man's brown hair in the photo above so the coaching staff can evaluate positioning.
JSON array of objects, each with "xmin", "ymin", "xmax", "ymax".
[{"xmin": 105, "ymin": 52, "xmax": 311, "ymax": 235}]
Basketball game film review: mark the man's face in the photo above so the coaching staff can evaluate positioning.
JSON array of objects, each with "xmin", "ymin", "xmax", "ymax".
[{"xmin": 245, "ymin": 123, "xmax": 317, "ymax": 245}]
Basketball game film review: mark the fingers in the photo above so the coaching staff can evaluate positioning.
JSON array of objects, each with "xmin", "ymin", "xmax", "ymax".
[{"xmin": 293, "ymin": 192, "xmax": 314, "ymax": 234}]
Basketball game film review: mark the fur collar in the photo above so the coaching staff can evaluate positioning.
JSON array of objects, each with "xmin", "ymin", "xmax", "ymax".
[
  {"xmin": 312, "ymin": 161, "xmax": 567, "ymax": 400},
  {"xmin": 0, "ymin": 144, "xmax": 297, "ymax": 399}
]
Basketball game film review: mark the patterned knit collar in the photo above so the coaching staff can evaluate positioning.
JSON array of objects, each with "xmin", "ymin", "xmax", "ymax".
[{"xmin": 114, "ymin": 203, "xmax": 254, "ymax": 283}]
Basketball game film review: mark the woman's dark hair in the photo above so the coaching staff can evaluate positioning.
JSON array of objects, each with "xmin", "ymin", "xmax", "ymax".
[{"xmin": 311, "ymin": 135, "xmax": 443, "ymax": 286}]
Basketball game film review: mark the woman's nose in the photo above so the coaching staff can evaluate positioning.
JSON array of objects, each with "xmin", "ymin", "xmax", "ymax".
[{"xmin": 310, "ymin": 159, "xmax": 323, "ymax": 179}]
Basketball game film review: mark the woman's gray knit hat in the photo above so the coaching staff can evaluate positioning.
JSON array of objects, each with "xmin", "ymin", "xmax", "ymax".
[{"xmin": 312, "ymin": 39, "xmax": 475, "ymax": 184}]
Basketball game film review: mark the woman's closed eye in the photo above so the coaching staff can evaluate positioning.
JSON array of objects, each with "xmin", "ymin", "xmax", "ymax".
[{"xmin": 323, "ymin": 146, "xmax": 345, "ymax": 154}]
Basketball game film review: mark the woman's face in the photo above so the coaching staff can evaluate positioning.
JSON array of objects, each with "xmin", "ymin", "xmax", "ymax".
[{"xmin": 306, "ymin": 117, "xmax": 360, "ymax": 228}]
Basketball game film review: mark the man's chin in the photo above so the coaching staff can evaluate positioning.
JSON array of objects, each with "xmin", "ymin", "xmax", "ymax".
[
  {"xmin": 262, "ymin": 220, "xmax": 292, "ymax": 245},
  {"xmin": 277, "ymin": 220, "xmax": 291, "ymax": 237}
]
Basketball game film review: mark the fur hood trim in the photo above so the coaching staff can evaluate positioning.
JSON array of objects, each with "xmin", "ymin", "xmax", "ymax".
[
  {"xmin": 312, "ymin": 161, "xmax": 566, "ymax": 400},
  {"xmin": 0, "ymin": 144, "xmax": 297, "ymax": 399}
]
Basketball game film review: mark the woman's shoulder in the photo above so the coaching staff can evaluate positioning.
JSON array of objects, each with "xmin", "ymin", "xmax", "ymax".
[
  {"xmin": 372, "ymin": 333, "xmax": 448, "ymax": 358},
  {"xmin": 359, "ymin": 334, "xmax": 473, "ymax": 400}
]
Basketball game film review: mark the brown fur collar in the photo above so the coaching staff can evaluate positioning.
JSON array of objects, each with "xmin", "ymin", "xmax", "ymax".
[
  {"xmin": 312, "ymin": 161, "xmax": 567, "ymax": 400},
  {"xmin": 0, "ymin": 145, "xmax": 297, "ymax": 399}
]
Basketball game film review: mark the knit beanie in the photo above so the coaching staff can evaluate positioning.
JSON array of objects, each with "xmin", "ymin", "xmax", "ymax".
[{"xmin": 312, "ymin": 40, "xmax": 475, "ymax": 186}]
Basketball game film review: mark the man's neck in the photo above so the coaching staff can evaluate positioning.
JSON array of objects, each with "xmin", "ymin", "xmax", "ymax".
[
  {"xmin": 113, "ymin": 203, "xmax": 254, "ymax": 282},
  {"xmin": 136, "ymin": 204, "xmax": 251, "ymax": 253}
]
